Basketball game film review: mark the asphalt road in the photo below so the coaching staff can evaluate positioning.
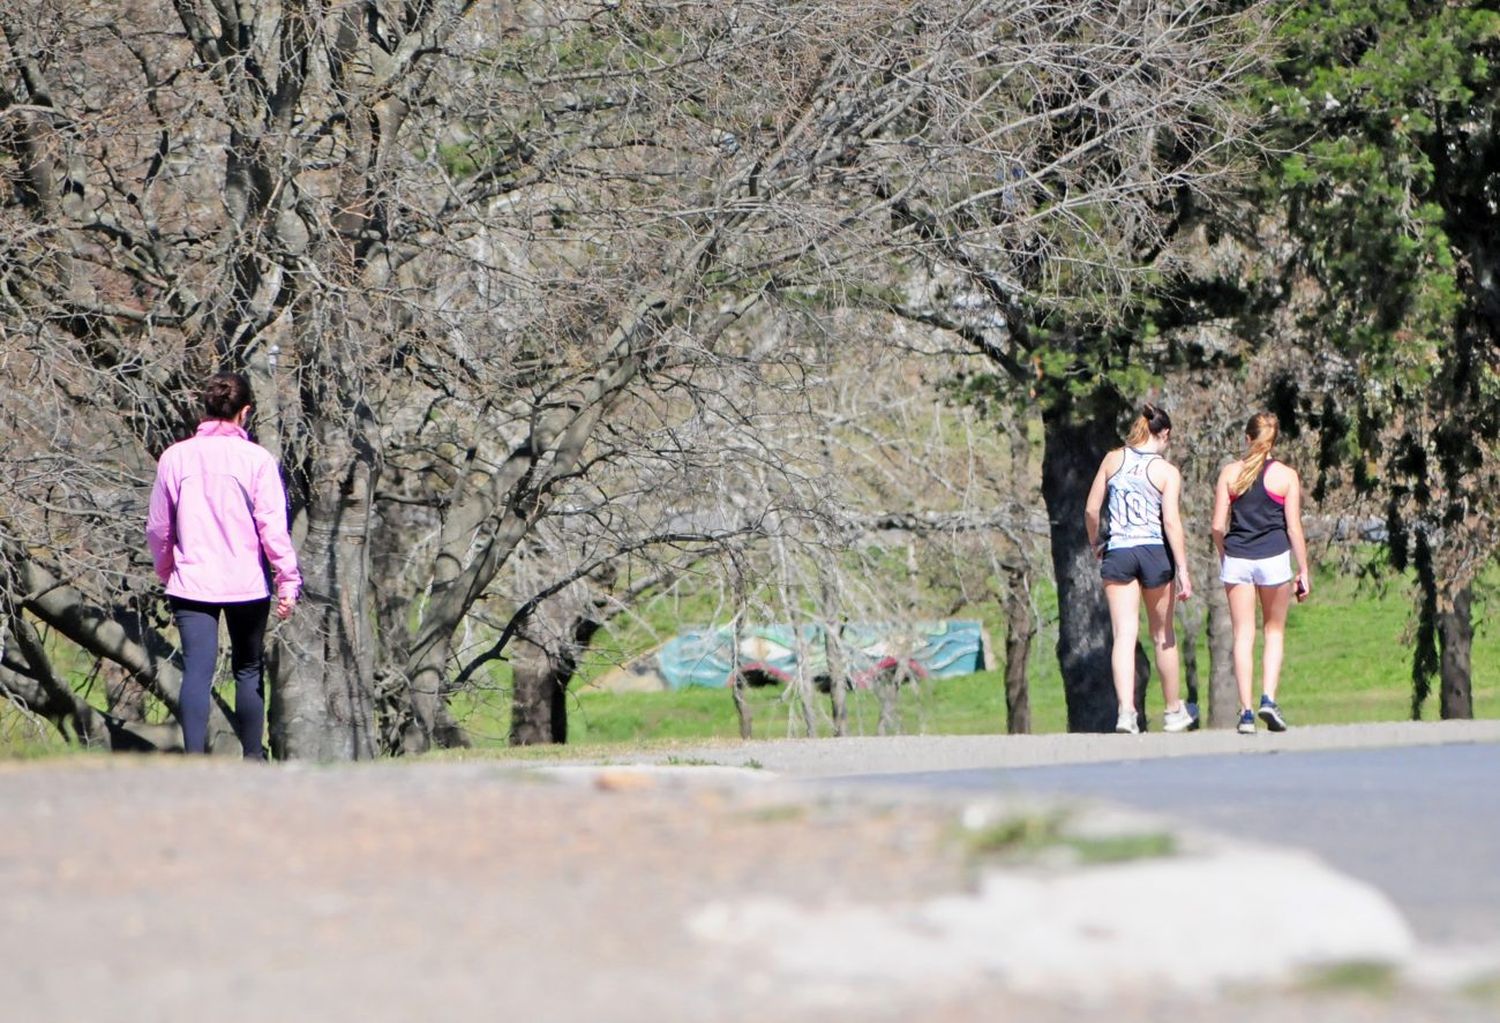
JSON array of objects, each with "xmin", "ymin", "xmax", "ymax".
[{"xmin": 843, "ymin": 742, "xmax": 1500, "ymax": 946}]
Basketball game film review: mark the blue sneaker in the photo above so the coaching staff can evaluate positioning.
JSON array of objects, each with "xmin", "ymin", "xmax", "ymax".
[
  {"xmin": 1258, "ymin": 696, "xmax": 1288, "ymax": 732},
  {"xmin": 1237, "ymin": 709, "xmax": 1256, "ymax": 734}
]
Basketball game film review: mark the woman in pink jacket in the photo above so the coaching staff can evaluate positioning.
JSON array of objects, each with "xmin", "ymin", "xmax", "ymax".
[{"xmin": 146, "ymin": 373, "xmax": 301, "ymax": 758}]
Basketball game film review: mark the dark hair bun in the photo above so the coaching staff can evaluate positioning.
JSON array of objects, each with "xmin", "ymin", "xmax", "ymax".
[{"xmin": 203, "ymin": 372, "xmax": 254, "ymax": 420}]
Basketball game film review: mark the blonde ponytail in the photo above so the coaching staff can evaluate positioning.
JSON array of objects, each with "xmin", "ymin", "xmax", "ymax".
[
  {"xmin": 1232, "ymin": 412, "xmax": 1279, "ymax": 497},
  {"xmin": 1125, "ymin": 402, "xmax": 1171, "ymax": 447}
]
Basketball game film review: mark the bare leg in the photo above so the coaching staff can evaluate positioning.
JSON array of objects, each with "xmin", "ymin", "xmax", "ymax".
[
  {"xmin": 1104, "ymin": 580, "xmax": 1142, "ymax": 714},
  {"xmin": 1225, "ymin": 583, "xmax": 1259, "ymax": 710},
  {"xmin": 1258, "ymin": 582, "xmax": 1293, "ymax": 701},
  {"xmin": 1142, "ymin": 581, "xmax": 1182, "ymax": 712}
]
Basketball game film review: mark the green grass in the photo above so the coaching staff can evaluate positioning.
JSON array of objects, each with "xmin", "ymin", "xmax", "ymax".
[
  {"xmin": 960, "ymin": 810, "xmax": 1177, "ymax": 865},
  {"xmin": 1295, "ymin": 960, "xmax": 1401, "ymax": 997},
  {"xmin": 1279, "ymin": 569, "xmax": 1500, "ymax": 723},
  {"xmin": 450, "ymin": 674, "xmax": 1049, "ymax": 746},
  {"xmin": 0, "ymin": 705, "xmax": 69, "ymax": 758},
  {"xmin": 388, "ymin": 559, "xmax": 1500, "ymax": 749},
  {"xmin": 448, "ymin": 561, "xmax": 1499, "ymax": 747},
  {"xmin": 8, "ymin": 561, "xmax": 1500, "ymax": 758}
]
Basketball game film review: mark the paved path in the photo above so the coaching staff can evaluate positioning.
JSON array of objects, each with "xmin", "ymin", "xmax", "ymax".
[
  {"xmin": 668, "ymin": 721, "xmax": 1500, "ymax": 953},
  {"xmin": 671, "ymin": 720, "xmax": 1500, "ymax": 776},
  {"xmin": 835, "ymin": 743, "xmax": 1500, "ymax": 946},
  {"xmin": 4, "ymin": 722, "xmax": 1497, "ymax": 1022}
]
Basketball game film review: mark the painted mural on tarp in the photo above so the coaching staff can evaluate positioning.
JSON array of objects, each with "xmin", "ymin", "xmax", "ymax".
[{"xmin": 656, "ymin": 620, "xmax": 988, "ymax": 691}]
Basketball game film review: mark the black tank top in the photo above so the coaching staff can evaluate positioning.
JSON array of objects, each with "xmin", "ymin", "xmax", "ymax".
[{"xmin": 1225, "ymin": 460, "xmax": 1291, "ymax": 559}]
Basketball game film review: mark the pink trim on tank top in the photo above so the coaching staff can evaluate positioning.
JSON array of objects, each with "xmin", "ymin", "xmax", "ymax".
[
  {"xmin": 1230, "ymin": 456, "xmax": 1287, "ymax": 504},
  {"xmin": 1264, "ymin": 457, "xmax": 1288, "ymax": 505}
]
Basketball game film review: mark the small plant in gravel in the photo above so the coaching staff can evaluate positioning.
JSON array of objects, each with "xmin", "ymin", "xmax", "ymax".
[
  {"xmin": 1461, "ymin": 971, "xmax": 1500, "ymax": 1005},
  {"xmin": 739, "ymin": 804, "xmax": 809, "ymax": 824},
  {"xmin": 1295, "ymin": 960, "xmax": 1400, "ymax": 998},
  {"xmin": 960, "ymin": 810, "xmax": 1176, "ymax": 865}
]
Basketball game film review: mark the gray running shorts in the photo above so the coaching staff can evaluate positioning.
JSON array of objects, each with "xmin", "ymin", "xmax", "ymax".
[{"xmin": 1101, "ymin": 544, "xmax": 1175, "ymax": 589}]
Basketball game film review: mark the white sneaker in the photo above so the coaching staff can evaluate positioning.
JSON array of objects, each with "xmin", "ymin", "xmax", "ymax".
[
  {"xmin": 1162, "ymin": 704, "xmax": 1197, "ymax": 733},
  {"xmin": 1115, "ymin": 709, "xmax": 1139, "ymax": 734}
]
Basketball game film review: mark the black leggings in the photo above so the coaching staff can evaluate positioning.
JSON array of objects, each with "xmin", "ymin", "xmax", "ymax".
[{"xmin": 169, "ymin": 597, "xmax": 270, "ymax": 758}]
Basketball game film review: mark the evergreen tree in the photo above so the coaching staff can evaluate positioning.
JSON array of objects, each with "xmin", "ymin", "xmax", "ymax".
[{"xmin": 1264, "ymin": 0, "xmax": 1500, "ymax": 718}]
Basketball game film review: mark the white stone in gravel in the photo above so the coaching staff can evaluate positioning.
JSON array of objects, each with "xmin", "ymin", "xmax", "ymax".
[{"xmin": 688, "ymin": 846, "xmax": 1415, "ymax": 1000}]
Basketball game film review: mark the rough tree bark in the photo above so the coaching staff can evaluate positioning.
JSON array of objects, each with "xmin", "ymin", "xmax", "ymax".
[
  {"xmin": 1205, "ymin": 580, "xmax": 1239, "ymax": 728},
  {"xmin": 1002, "ymin": 563, "xmax": 1034, "ymax": 735},
  {"xmin": 269, "ymin": 417, "xmax": 380, "ymax": 761},
  {"xmin": 1185, "ymin": 542, "xmax": 1237, "ymax": 728},
  {"xmin": 509, "ymin": 621, "xmax": 578, "ymax": 746},
  {"xmin": 1040, "ymin": 397, "xmax": 1126, "ymax": 733},
  {"xmin": 1438, "ymin": 582, "xmax": 1474, "ymax": 720}
]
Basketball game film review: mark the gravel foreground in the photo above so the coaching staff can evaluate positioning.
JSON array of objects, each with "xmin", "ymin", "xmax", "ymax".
[{"xmin": 2, "ymin": 741, "xmax": 1498, "ymax": 1023}]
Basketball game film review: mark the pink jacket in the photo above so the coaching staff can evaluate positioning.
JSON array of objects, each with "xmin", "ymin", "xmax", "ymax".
[{"xmin": 146, "ymin": 420, "xmax": 302, "ymax": 603}]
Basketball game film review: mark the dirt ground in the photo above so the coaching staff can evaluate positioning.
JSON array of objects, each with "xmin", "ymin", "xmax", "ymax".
[{"xmin": 2, "ymin": 757, "xmax": 1495, "ymax": 1023}]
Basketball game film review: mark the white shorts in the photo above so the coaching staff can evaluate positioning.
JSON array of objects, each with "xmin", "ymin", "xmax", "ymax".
[{"xmin": 1220, "ymin": 550, "xmax": 1293, "ymax": 587}]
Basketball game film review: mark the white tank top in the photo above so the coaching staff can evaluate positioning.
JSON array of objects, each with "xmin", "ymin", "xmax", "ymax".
[{"xmin": 1106, "ymin": 447, "xmax": 1164, "ymax": 550}]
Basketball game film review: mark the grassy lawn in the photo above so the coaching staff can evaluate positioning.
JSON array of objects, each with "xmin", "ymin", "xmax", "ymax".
[
  {"xmin": 6, "ymin": 563, "xmax": 1497, "ymax": 757},
  {"xmin": 446, "ymin": 564, "xmax": 1497, "ymax": 746},
  {"xmin": 1281, "ymin": 570, "xmax": 1500, "ymax": 724}
]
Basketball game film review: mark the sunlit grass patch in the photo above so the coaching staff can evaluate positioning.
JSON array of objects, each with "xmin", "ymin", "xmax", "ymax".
[
  {"xmin": 959, "ymin": 809, "xmax": 1176, "ymax": 865},
  {"xmin": 1295, "ymin": 959, "xmax": 1400, "ymax": 998}
]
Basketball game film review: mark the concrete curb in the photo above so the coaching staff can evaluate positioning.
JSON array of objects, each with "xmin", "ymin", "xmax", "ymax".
[{"xmin": 662, "ymin": 720, "xmax": 1500, "ymax": 776}]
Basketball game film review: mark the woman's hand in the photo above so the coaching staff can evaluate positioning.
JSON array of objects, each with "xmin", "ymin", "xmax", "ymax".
[
  {"xmin": 276, "ymin": 595, "xmax": 296, "ymax": 620},
  {"xmin": 1294, "ymin": 569, "xmax": 1311, "ymax": 603},
  {"xmin": 1176, "ymin": 569, "xmax": 1193, "ymax": 602}
]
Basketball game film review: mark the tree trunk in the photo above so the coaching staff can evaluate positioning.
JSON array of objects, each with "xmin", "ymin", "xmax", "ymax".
[
  {"xmin": 1002, "ymin": 563, "xmax": 1033, "ymax": 734},
  {"xmin": 1132, "ymin": 645, "xmax": 1152, "ymax": 731},
  {"xmin": 1040, "ymin": 397, "xmax": 1125, "ymax": 732},
  {"xmin": 400, "ymin": 352, "xmax": 647, "ymax": 753},
  {"xmin": 1439, "ymin": 582, "xmax": 1474, "ymax": 720},
  {"xmin": 501, "ymin": 572, "xmax": 672, "ymax": 747},
  {"xmin": 816, "ymin": 562, "xmax": 850, "ymax": 736},
  {"xmin": 1188, "ymin": 544, "xmax": 1237, "ymax": 728},
  {"xmin": 1205, "ymin": 585, "xmax": 1238, "ymax": 727},
  {"xmin": 509, "ymin": 637, "xmax": 572, "ymax": 746},
  {"xmin": 508, "ymin": 600, "xmax": 601, "ymax": 746},
  {"xmin": 1176, "ymin": 600, "xmax": 1201, "ymax": 711},
  {"xmin": 824, "ymin": 621, "xmax": 849, "ymax": 737},
  {"xmin": 268, "ymin": 420, "xmax": 378, "ymax": 761},
  {"xmin": 793, "ymin": 629, "xmax": 818, "ymax": 739},
  {"xmin": 875, "ymin": 670, "xmax": 901, "ymax": 736}
]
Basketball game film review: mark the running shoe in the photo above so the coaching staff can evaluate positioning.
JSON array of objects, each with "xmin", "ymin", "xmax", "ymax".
[
  {"xmin": 1258, "ymin": 696, "xmax": 1288, "ymax": 732},
  {"xmin": 1237, "ymin": 709, "xmax": 1256, "ymax": 734},
  {"xmin": 1162, "ymin": 703, "xmax": 1197, "ymax": 733},
  {"xmin": 1115, "ymin": 709, "xmax": 1140, "ymax": 734}
]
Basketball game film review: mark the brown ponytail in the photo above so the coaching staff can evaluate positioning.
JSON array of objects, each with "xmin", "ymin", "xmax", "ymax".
[
  {"xmin": 1231, "ymin": 412, "xmax": 1278, "ymax": 497},
  {"xmin": 1125, "ymin": 402, "xmax": 1172, "ymax": 447}
]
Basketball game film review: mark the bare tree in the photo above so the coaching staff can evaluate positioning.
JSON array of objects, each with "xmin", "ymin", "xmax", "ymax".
[{"xmin": 0, "ymin": 0, "xmax": 1267, "ymax": 755}]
